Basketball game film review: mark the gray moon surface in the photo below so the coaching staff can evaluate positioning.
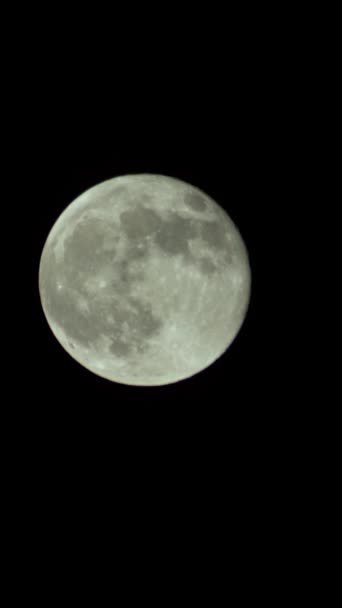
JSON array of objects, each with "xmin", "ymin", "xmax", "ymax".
[{"xmin": 39, "ymin": 174, "xmax": 251, "ymax": 386}]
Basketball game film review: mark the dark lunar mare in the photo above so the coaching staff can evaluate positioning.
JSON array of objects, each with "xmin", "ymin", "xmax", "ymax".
[
  {"xmin": 40, "ymin": 197, "xmax": 234, "ymax": 360},
  {"xmin": 40, "ymin": 215, "xmax": 164, "ymax": 357}
]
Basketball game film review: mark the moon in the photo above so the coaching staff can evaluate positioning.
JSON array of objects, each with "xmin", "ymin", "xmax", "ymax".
[{"xmin": 38, "ymin": 174, "xmax": 251, "ymax": 386}]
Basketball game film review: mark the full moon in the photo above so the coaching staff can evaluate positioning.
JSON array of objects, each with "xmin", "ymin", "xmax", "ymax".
[{"xmin": 39, "ymin": 174, "xmax": 251, "ymax": 386}]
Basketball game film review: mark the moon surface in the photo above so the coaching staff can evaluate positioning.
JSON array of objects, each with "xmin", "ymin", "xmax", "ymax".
[{"xmin": 39, "ymin": 174, "xmax": 251, "ymax": 386}]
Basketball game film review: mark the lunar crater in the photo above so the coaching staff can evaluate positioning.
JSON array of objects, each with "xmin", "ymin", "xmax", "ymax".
[
  {"xmin": 184, "ymin": 191, "xmax": 207, "ymax": 212},
  {"xmin": 199, "ymin": 220, "xmax": 228, "ymax": 250},
  {"xmin": 153, "ymin": 212, "xmax": 197, "ymax": 257},
  {"xmin": 120, "ymin": 206, "xmax": 162, "ymax": 239},
  {"xmin": 198, "ymin": 257, "xmax": 218, "ymax": 275}
]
